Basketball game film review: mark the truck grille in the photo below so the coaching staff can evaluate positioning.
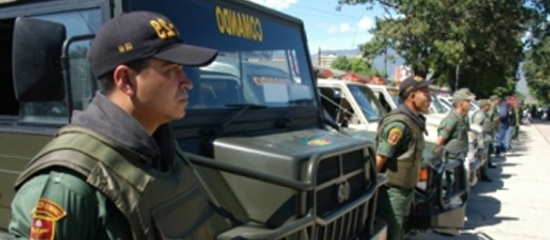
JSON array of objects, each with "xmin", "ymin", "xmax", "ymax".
[
  {"xmin": 315, "ymin": 150, "xmax": 368, "ymax": 216},
  {"xmin": 304, "ymin": 149, "xmax": 373, "ymax": 240},
  {"xmin": 315, "ymin": 205, "xmax": 366, "ymax": 240}
]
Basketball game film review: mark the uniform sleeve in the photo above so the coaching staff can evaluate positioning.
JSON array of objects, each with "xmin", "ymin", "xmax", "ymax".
[
  {"xmin": 9, "ymin": 169, "xmax": 101, "ymax": 240},
  {"xmin": 472, "ymin": 112, "xmax": 483, "ymax": 125},
  {"xmin": 376, "ymin": 121, "xmax": 407, "ymax": 158},
  {"xmin": 438, "ymin": 118, "xmax": 457, "ymax": 140}
]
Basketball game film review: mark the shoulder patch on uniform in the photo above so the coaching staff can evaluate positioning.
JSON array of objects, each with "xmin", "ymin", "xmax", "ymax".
[
  {"xmin": 387, "ymin": 127, "xmax": 403, "ymax": 145},
  {"xmin": 30, "ymin": 198, "xmax": 67, "ymax": 240}
]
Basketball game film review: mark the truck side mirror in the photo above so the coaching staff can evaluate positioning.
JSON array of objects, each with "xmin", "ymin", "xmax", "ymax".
[{"xmin": 12, "ymin": 17, "xmax": 67, "ymax": 102}]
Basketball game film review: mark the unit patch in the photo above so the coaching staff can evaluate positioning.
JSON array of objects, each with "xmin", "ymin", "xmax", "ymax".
[
  {"xmin": 30, "ymin": 198, "xmax": 66, "ymax": 240},
  {"xmin": 387, "ymin": 127, "xmax": 403, "ymax": 146}
]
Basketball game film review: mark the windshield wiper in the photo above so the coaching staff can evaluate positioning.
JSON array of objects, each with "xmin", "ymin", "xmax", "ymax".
[
  {"xmin": 287, "ymin": 98, "xmax": 314, "ymax": 107},
  {"xmin": 224, "ymin": 103, "xmax": 268, "ymax": 109},
  {"xmin": 221, "ymin": 103, "xmax": 267, "ymax": 129},
  {"xmin": 202, "ymin": 103, "xmax": 267, "ymax": 136}
]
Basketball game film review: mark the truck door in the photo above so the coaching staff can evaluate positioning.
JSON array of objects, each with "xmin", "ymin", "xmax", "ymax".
[{"xmin": 0, "ymin": 0, "xmax": 109, "ymax": 229}]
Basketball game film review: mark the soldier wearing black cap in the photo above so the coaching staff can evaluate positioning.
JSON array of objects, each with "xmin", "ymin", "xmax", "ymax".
[
  {"xmin": 375, "ymin": 75, "xmax": 433, "ymax": 240},
  {"xmin": 9, "ymin": 12, "xmax": 221, "ymax": 240}
]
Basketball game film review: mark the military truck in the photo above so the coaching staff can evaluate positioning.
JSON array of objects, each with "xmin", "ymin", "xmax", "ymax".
[
  {"xmin": 317, "ymin": 78, "xmax": 469, "ymax": 236},
  {"xmin": 0, "ymin": 0, "xmax": 388, "ymax": 239}
]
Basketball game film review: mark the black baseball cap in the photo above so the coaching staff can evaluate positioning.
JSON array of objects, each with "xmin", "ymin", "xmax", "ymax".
[
  {"xmin": 398, "ymin": 75, "xmax": 435, "ymax": 99},
  {"xmin": 89, "ymin": 11, "xmax": 218, "ymax": 78}
]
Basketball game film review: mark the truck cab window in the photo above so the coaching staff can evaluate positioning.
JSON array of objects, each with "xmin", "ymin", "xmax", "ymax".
[
  {"xmin": 191, "ymin": 50, "xmax": 309, "ymax": 108},
  {"xmin": 19, "ymin": 9, "xmax": 100, "ymax": 123},
  {"xmin": 0, "ymin": 18, "xmax": 17, "ymax": 118},
  {"xmin": 348, "ymin": 85, "xmax": 385, "ymax": 122},
  {"xmin": 378, "ymin": 92, "xmax": 392, "ymax": 113}
]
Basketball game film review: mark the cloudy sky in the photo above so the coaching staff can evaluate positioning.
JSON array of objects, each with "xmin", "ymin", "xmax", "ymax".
[{"xmin": 246, "ymin": 0, "xmax": 388, "ymax": 53}]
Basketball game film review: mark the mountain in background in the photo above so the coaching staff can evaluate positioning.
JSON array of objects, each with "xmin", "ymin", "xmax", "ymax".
[{"xmin": 310, "ymin": 49, "xmax": 362, "ymax": 58}]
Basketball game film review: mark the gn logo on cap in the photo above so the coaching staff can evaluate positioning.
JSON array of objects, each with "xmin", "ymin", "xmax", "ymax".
[
  {"xmin": 150, "ymin": 18, "xmax": 178, "ymax": 39},
  {"xmin": 414, "ymin": 76, "xmax": 423, "ymax": 82}
]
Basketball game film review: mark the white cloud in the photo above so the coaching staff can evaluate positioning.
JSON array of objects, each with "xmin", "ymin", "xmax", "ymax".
[
  {"xmin": 327, "ymin": 25, "xmax": 338, "ymax": 34},
  {"xmin": 357, "ymin": 16, "xmax": 374, "ymax": 31},
  {"xmin": 247, "ymin": 0, "xmax": 298, "ymax": 10},
  {"xmin": 325, "ymin": 17, "xmax": 373, "ymax": 35},
  {"xmin": 339, "ymin": 22, "xmax": 351, "ymax": 33}
]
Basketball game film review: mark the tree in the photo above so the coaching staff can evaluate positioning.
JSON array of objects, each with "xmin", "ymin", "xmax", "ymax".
[
  {"xmin": 523, "ymin": 35, "xmax": 550, "ymax": 103},
  {"xmin": 331, "ymin": 56, "xmax": 379, "ymax": 75},
  {"xmin": 331, "ymin": 56, "xmax": 351, "ymax": 71},
  {"xmin": 348, "ymin": 57, "xmax": 370, "ymax": 74},
  {"xmin": 338, "ymin": 0, "xmax": 549, "ymax": 97}
]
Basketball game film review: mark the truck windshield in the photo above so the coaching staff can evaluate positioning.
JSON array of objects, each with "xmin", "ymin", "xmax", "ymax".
[
  {"xmin": 348, "ymin": 85, "xmax": 385, "ymax": 122},
  {"xmin": 140, "ymin": 0, "xmax": 317, "ymax": 109}
]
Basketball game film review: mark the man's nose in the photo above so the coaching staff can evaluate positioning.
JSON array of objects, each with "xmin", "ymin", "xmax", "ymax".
[{"xmin": 179, "ymin": 69, "xmax": 193, "ymax": 90}]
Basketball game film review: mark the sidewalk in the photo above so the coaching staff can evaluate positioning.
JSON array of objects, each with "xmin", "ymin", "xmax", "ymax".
[{"xmin": 412, "ymin": 121, "xmax": 550, "ymax": 240}]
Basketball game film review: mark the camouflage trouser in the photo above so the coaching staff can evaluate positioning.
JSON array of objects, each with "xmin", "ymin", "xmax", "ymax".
[{"xmin": 377, "ymin": 186, "xmax": 414, "ymax": 240}]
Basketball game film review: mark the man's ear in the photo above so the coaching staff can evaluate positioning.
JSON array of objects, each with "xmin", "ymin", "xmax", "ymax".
[
  {"xmin": 409, "ymin": 91, "xmax": 416, "ymax": 101},
  {"xmin": 113, "ymin": 65, "xmax": 135, "ymax": 96}
]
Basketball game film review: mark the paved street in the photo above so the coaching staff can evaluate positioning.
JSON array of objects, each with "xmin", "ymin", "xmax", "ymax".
[{"xmin": 413, "ymin": 121, "xmax": 550, "ymax": 240}]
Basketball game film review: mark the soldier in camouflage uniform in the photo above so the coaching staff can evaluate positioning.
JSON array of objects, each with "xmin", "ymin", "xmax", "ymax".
[
  {"xmin": 471, "ymin": 99, "xmax": 494, "ymax": 182},
  {"xmin": 436, "ymin": 88, "xmax": 475, "ymax": 147},
  {"xmin": 376, "ymin": 75, "xmax": 433, "ymax": 240}
]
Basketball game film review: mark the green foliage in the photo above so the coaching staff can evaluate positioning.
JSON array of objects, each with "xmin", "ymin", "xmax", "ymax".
[
  {"xmin": 523, "ymin": 35, "xmax": 550, "ymax": 103},
  {"xmin": 338, "ymin": 0, "xmax": 550, "ymax": 98},
  {"xmin": 330, "ymin": 56, "xmax": 383, "ymax": 76},
  {"xmin": 331, "ymin": 56, "xmax": 351, "ymax": 71},
  {"xmin": 348, "ymin": 57, "xmax": 370, "ymax": 74}
]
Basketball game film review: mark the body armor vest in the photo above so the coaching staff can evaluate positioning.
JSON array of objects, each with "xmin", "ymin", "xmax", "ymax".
[
  {"xmin": 15, "ymin": 126, "xmax": 228, "ymax": 240},
  {"xmin": 377, "ymin": 113, "xmax": 425, "ymax": 189}
]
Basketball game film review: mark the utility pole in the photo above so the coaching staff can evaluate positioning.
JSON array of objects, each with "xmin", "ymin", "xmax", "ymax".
[
  {"xmin": 384, "ymin": 46, "xmax": 388, "ymax": 78},
  {"xmin": 318, "ymin": 47, "xmax": 321, "ymax": 66},
  {"xmin": 455, "ymin": 64, "xmax": 460, "ymax": 91}
]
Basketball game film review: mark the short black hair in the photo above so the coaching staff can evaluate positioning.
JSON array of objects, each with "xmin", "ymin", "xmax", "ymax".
[{"xmin": 97, "ymin": 58, "xmax": 150, "ymax": 93}]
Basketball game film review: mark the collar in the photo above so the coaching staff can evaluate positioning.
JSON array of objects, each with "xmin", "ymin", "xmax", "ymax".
[{"xmin": 398, "ymin": 104, "xmax": 427, "ymax": 135}]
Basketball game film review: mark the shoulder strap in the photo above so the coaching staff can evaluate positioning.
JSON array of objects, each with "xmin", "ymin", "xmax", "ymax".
[
  {"xmin": 15, "ymin": 126, "xmax": 152, "ymax": 192},
  {"xmin": 15, "ymin": 149, "xmax": 97, "ymax": 190}
]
